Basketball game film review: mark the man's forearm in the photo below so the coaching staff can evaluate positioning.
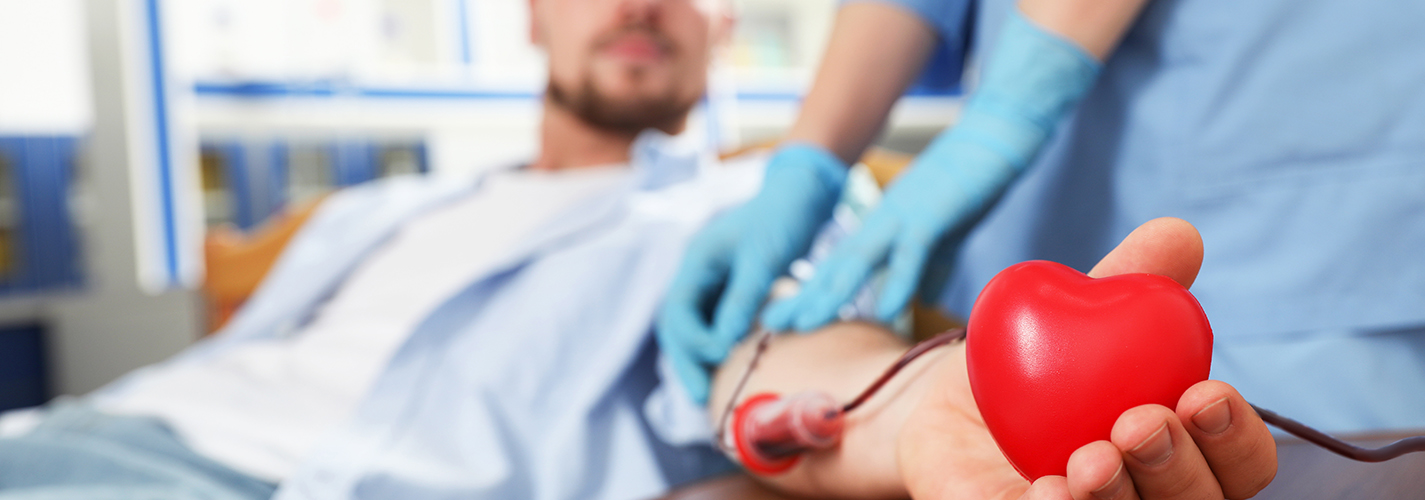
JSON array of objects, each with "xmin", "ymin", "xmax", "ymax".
[{"xmin": 708, "ymin": 322, "xmax": 945, "ymax": 498}]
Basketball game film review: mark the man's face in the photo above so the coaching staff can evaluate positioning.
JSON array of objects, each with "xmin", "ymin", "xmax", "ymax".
[{"xmin": 531, "ymin": 0, "xmax": 729, "ymax": 134}]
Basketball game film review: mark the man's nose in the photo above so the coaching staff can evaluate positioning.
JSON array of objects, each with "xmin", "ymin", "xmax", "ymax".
[{"xmin": 616, "ymin": 0, "xmax": 666, "ymax": 23}]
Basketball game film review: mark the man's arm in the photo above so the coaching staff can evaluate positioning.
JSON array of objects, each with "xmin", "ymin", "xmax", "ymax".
[
  {"xmin": 710, "ymin": 219, "xmax": 1279, "ymax": 500},
  {"xmin": 709, "ymin": 321, "xmax": 938, "ymax": 498}
]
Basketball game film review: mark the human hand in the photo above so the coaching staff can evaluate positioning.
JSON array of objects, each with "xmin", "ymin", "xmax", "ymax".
[
  {"xmin": 657, "ymin": 143, "xmax": 847, "ymax": 404},
  {"xmin": 1020, "ymin": 381, "xmax": 1278, "ymax": 500},
  {"xmin": 759, "ymin": 146, "xmax": 1007, "ymax": 332},
  {"xmin": 899, "ymin": 218, "xmax": 1277, "ymax": 500},
  {"xmin": 761, "ymin": 9, "xmax": 1102, "ymax": 333}
]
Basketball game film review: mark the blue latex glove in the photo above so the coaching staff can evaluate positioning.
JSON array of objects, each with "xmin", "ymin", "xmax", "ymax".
[
  {"xmin": 656, "ymin": 144, "xmax": 847, "ymax": 403},
  {"xmin": 763, "ymin": 10, "xmax": 1103, "ymax": 332}
]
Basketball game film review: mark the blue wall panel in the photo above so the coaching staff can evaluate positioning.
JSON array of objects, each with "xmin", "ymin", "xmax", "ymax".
[
  {"xmin": 0, "ymin": 136, "xmax": 84, "ymax": 295},
  {"xmin": 266, "ymin": 141, "xmax": 289, "ymax": 216},
  {"xmin": 331, "ymin": 140, "xmax": 377, "ymax": 187},
  {"xmin": 201, "ymin": 137, "xmax": 428, "ymax": 230}
]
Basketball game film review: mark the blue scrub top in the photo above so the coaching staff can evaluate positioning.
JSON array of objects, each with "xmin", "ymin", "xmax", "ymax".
[
  {"xmin": 846, "ymin": 0, "xmax": 976, "ymax": 93},
  {"xmin": 860, "ymin": 0, "xmax": 1425, "ymax": 432}
]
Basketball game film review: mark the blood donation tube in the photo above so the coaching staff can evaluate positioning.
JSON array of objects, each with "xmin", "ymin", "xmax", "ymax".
[{"xmin": 731, "ymin": 392, "xmax": 846, "ymax": 475}]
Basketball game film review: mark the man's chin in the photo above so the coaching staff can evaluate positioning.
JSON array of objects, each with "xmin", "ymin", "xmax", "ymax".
[
  {"xmin": 590, "ymin": 80, "xmax": 678, "ymax": 105},
  {"xmin": 587, "ymin": 101, "xmax": 688, "ymax": 134},
  {"xmin": 589, "ymin": 63, "xmax": 697, "ymax": 101},
  {"xmin": 549, "ymin": 84, "xmax": 693, "ymax": 134}
]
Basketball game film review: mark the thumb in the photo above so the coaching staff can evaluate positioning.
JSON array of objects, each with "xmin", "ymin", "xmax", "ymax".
[{"xmin": 1087, "ymin": 217, "xmax": 1203, "ymax": 287}]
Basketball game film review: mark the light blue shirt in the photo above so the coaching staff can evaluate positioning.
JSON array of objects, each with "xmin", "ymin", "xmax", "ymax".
[
  {"xmin": 874, "ymin": 0, "xmax": 1425, "ymax": 432},
  {"xmin": 97, "ymin": 132, "xmax": 760, "ymax": 499}
]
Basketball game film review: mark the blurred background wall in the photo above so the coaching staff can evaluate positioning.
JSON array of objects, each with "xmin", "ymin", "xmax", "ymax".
[{"xmin": 0, "ymin": 0, "xmax": 961, "ymax": 406}]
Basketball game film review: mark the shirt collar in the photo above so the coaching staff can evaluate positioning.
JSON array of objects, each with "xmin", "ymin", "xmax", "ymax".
[{"xmin": 629, "ymin": 129, "xmax": 711, "ymax": 191}]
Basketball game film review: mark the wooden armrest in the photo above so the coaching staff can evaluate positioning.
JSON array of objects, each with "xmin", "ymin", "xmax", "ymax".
[
  {"xmin": 718, "ymin": 141, "xmax": 914, "ymax": 190},
  {"xmin": 857, "ymin": 148, "xmax": 914, "ymax": 189},
  {"xmin": 202, "ymin": 195, "xmax": 329, "ymax": 333}
]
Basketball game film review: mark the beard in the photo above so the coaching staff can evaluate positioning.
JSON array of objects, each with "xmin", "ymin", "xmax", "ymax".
[{"xmin": 546, "ymin": 73, "xmax": 697, "ymax": 136}]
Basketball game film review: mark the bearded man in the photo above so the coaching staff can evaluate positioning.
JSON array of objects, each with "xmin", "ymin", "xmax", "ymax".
[{"xmin": 0, "ymin": 1, "xmax": 748, "ymax": 499}]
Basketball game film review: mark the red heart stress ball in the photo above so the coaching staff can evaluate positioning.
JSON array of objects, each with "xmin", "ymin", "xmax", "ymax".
[
  {"xmin": 965, "ymin": 260, "xmax": 1212, "ymax": 479},
  {"xmin": 716, "ymin": 261, "xmax": 1425, "ymax": 479}
]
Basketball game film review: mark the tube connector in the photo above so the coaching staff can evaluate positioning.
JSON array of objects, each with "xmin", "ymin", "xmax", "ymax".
[{"xmin": 729, "ymin": 392, "xmax": 845, "ymax": 475}]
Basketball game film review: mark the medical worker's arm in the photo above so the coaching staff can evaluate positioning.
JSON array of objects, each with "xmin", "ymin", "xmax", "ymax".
[
  {"xmin": 763, "ymin": 0, "xmax": 1152, "ymax": 332},
  {"xmin": 786, "ymin": 3, "xmax": 942, "ymax": 163},
  {"xmin": 710, "ymin": 218, "xmax": 1278, "ymax": 500},
  {"xmin": 655, "ymin": 2, "xmax": 940, "ymax": 404}
]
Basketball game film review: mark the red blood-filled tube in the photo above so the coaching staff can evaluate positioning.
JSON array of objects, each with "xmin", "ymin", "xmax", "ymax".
[{"xmin": 730, "ymin": 392, "xmax": 846, "ymax": 475}]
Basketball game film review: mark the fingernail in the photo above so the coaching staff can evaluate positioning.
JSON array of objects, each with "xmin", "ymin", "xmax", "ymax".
[
  {"xmin": 1191, "ymin": 398, "xmax": 1232, "ymax": 435},
  {"xmin": 1091, "ymin": 462, "xmax": 1126, "ymax": 500},
  {"xmin": 1128, "ymin": 423, "xmax": 1174, "ymax": 466}
]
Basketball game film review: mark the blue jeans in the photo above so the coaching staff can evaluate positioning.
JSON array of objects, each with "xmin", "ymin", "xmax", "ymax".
[{"xmin": 0, "ymin": 403, "xmax": 276, "ymax": 500}]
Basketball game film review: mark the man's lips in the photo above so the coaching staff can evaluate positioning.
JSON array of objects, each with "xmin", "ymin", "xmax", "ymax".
[{"xmin": 600, "ymin": 33, "xmax": 670, "ymax": 63}]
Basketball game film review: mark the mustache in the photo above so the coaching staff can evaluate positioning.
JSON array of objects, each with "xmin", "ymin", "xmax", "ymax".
[{"xmin": 592, "ymin": 24, "xmax": 676, "ymax": 54}]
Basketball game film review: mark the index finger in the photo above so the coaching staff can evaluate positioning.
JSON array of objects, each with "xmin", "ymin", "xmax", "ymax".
[{"xmin": 659, "ymin": 248, "xmax": 732, "ymax": 358}]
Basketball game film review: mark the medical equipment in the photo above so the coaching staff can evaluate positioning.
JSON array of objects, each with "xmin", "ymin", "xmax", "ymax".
[
  {"xmin": 715, "ymin": 327, "xmax": 966, "ymax": 472},
  {"xmin": 729, "ymin": 392, "xmax": 843, "ymax": 475},
  {"xmin": 717, "ymin": 327, "xmax": 1425, "ymax": 475}
]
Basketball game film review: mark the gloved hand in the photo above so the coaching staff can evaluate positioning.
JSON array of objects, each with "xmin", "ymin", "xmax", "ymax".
[
  {"xmin": 657, "ymin": 144, "xmax": 848, "ymax": 403},
  {"xmin": 763, "ymin": 10, "xmax": 1103, "ymax": 332}
]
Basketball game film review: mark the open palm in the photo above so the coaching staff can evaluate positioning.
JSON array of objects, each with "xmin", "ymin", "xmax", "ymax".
[{"xmin": 898, "ymin": 342, "xmax": 1028, "ymax": 500}]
